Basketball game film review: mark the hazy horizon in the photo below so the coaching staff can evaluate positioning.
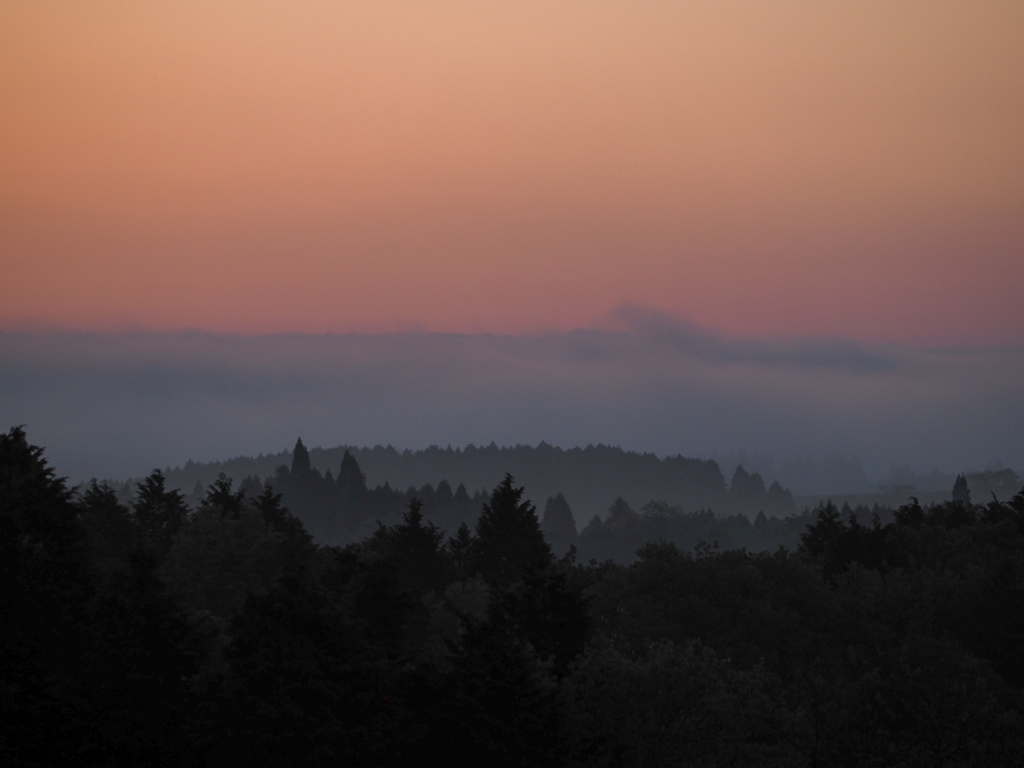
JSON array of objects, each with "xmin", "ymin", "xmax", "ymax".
[{"xmin": 4, "ymin": 315, "xmax": 1021, "ymax": 488}]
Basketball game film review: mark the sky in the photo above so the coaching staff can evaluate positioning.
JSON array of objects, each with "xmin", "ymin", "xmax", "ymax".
[
  {"xmin": 2, "ymin": 1, "xmax": 1023, "ymax": 342},
  {"xmin": 2, "ymin": 3, "xmax": 1023, "ymax": 485}
]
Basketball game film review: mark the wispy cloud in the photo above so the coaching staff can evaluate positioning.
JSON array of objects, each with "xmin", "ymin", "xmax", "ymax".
[{"xmin": 607, "ymin": 303, "xmax": 901, "ymax": 373}]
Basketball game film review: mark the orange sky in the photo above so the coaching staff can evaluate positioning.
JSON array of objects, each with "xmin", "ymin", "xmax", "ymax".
[{"xmin": 2, "ymin": 1, "xmax": 1023, "ymax": 342}]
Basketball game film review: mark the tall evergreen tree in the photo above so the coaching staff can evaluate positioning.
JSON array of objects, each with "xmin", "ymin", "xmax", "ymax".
[
  {"xmin": 77, "ymin": 480, "xmax": 136, "ymax": 580},
  {"xmin": 370, "ymin": 498, "xmax": 449, "ymax": 596},
  {"xmin": 952, "ymin": 473, "xmax": 972, "ymax": 506},
  {"xmin": 541, "ymin": 493, "xmax": 578, "ymax": 557},
  {"xmin": 291, "ymin": 437, "xmax": 312, "ymax": 476},
  {"xmin": 0, "ymin": 427, "xmax": 91, "ymax": 765},
  {"xmin": 337, "ymin": 450, "xmax": 368, "ymax": 495},
  {"xmin": 766, "ymin": 480, "xmax": 795, "ymax": 516},
  {"xmin": 132, "ymin": 469, "xmax": 189, "ymax": 554},
  {"xmin": 447, "ymin": 522, "xmax": 476, "ymax": 576},
  {"xmin": 474, "ymin": 474, "xmax": 552, "ymax": 588},
  {"xmin": 201, "ymin": 472, "xmax": 246, "ymax": 518},
  {"xmin": 729, "ymin": 464, "xmax": 768, "ymax": 516},
  {"xmin": 337, "ymin": 449, "xmax": 370, "ymax": 523}
]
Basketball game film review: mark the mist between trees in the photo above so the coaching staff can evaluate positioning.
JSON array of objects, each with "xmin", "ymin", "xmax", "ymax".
[
  {"xmin": 138, "ymin": 439, "xmax": 1020, "ymax": 557},
  {"xmin": 4, "ymin": 425, "xmax": 1024, "ymax": 766},
  {"xmin": 147, "ymin": 439, "xmax": 800, "ymax": 553}
]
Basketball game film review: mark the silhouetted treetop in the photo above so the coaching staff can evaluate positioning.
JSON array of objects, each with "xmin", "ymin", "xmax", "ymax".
[
  {"xmin": 133, "ymin": 469, "xmax": 188, "ymax": 553},
  {"xmin": 0, "ymin": 425, "xmax": 70, "ymax": 509},
  {"xmin": 291, "ymin": 437, "xmax": 311, "ymax": 475},
  {"xmin": 337, "ymin": 449, "xmax": 368, "ymax": 496},
  {"xmin": 474, "ymin": 474, "xmax": 552, "ymax": 587},
  {"xmin": 201, "ymin": 472, "xmax": 245, "ymax": 518},
  {"xmin": 541, "ymin": 492, "xmax": 578, "ymax": 557},
  {"xmin": 952, "ymin": 472, "xmax": 972, "ymax": 506}
]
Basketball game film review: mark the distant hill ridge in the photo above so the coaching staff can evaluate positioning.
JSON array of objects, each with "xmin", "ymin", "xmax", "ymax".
[{"xmin": 161, "ymin": 441, "xmax": 795, "ymax": 524}]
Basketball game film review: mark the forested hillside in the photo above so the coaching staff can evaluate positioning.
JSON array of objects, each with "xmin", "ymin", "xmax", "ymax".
[
  {"xmin": 4, "ymin": 426, "xmax": 1023, "ymax": 766},
  {"xmin": 157, "ymin": 439, "xmax": 796, "ymax": 537},
  {"xmin": 142, "ymin": 439, "xmax": 802, "ymax": 551}
]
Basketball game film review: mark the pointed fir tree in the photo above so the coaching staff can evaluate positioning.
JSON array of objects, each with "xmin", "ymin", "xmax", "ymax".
[
  {"xmin": 201, "ymin": 473, "xmax": 245, "ymax": 519},
  {"xmin": 336, "ymin": 449, "xmax": 370, "ymax": 522},
  {"xmin": 78, "ymin": 480, "xmax": 136, "ymax": 579},
  {"xmin": 729, "ymin": 464, "xmax": 752, "ymax": 495},
  {"xmin": 447, "ymin": 522, "xmax": 475, "ymax": 576},
  {"xmin": 952, "ymin": 473, "xmax": 972, "ymax": 506},
  {"xmin": 0, "ymin": 427, "xmax": 93, "ymax": 764},
  {"xmin": 372, "ymin": 498, "xmax": 448, "ymax": 595},
  {"xmin": 473, "ymin": 474, "xmax": 552, "ymax": 588},
  {"xmin": 540, "ymin": 492, "xmax": 578, "ymax": 557},
  {"xmin": 337, "ymin": 450, "xmax": 367, "ymax": 495},
  {"xmin": 291, "ymin": 437, "xmax": 311, "ymax": 476},
  {"xmin": 767, "ymin": 480, "xmax": 794, "ymax": 516},
  {"xmin": 133, "ymin": 469, "xmax": 189, "ymax": 553}
]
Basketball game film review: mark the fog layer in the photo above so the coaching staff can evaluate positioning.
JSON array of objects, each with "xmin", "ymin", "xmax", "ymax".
[{"xmin": 2, "ymin": 322, "xmax": 1021, "ymax": 486}]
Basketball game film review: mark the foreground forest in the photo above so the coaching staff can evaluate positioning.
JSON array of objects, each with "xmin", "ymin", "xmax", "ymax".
[{"xmin": 3, "ymin": 426, "xmax": 1024, "ymax": 766}]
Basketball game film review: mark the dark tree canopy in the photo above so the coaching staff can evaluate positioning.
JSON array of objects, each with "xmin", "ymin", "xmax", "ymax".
[
  {"xmin": 446, "ymin": 521, "xmax": 475, "ymax": 576},
  {"xmin": 369, "ymin": 498, "xmax": 449, "ymax": 596},
  {"xmin": 473, "ymin": 474, "xmax": 552, "ymax": 587},
  {"xmin": 77, "ymin": 479, "xmax": 137, "ymax": 579},
  {"xmin": 133, "ymin": 469, "xmax": 189, "ymax": 553},
  {"xmin": 5, "ymin": 425, "xmax": 1024, "ymax": 766},
  {"xmin": 202, "ymin": 472, "xmax": 246, "ymax": 518}
]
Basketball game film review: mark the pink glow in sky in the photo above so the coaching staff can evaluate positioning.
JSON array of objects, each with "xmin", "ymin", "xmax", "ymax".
[{"xmin": 2, "ymin": 2, "xmax": 1023, "ymax": 343}]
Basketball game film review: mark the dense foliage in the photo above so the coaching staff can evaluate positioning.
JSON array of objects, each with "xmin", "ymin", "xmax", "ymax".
[{"xmin": 2, "ymin": 426, "xmax": 1022, "ymax": 766}]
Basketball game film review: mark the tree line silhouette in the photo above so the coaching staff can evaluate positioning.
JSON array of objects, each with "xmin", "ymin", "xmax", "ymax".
[
  {"xmin": 159, "ymin": 439, "xmax": 797, "ymax": 539},
  {"xmin": 150, "ymin": 438, "xmax": 798, "ymax": 553},
  {"xmin": 3, "ymin": 426, "xmax": 1023, "ymax": 766}
]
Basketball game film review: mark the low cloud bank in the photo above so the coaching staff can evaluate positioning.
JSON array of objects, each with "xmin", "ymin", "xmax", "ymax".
[{"xmin": 1, "ymin": 327, "xmax": 1021, "ymax": 487}]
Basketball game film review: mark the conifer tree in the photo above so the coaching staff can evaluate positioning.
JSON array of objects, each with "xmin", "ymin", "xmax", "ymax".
[
  {"xmin": 337, "ymin": 450, "xmax": 367, "ymax": 495},
  {"xmin": 0, "ymin": 427, "xmax": 91, "ymax": 764},
  {"xmin": 473, "ymin": 474, "xmax": 551, "ymax": 587},
  {"xmin": 540, "ymin": 492, "xmax": 578, "ymax": 557},
  {"xmin": 291, "ymin": 437, "xmax": 311, "ymax": 475},
  {"xmin": 201, "ymin": 473, "xmax": 246, "ymax": 519},
  {"xmin": 952, "ymin": 473, "xmax": 972, "ymax": 506},
  {"xmin": 447, "ymin": 522, "xmax": 475, "ymax": 576},
  {"xmin": 133, "ymin": 469, "xmax": 189, "ymax": 553},
  {"xmin": 337, "ymin": 449, "xmax": 370, "ymax": 521},
  {"xmin": 371, "ymin": 498, "xmax": 448, "ymax": 595}
]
